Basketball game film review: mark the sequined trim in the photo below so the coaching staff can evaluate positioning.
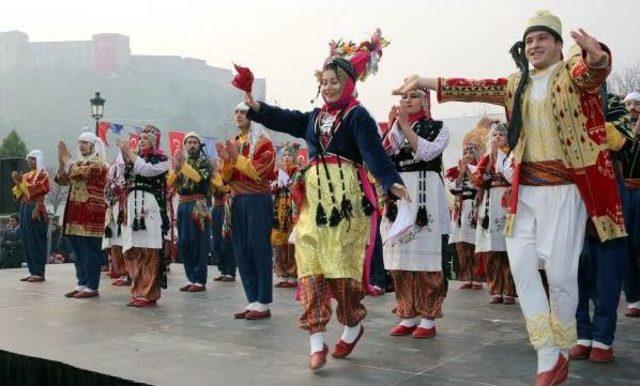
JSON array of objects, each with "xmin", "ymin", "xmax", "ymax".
[
  {"xmin": 550, "ymin": 316, "xmax": 577, "ymax": 349},
  {"xmin": 524, "ymin": 314, "xmax": 554, "ymax": 349}
]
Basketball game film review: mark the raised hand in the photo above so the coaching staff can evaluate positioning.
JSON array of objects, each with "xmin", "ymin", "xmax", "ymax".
[
  {"xmin": 570, "ymin": 28, "xmax": 607, "ymax": 66},
  {"xmin": 11, "ymin": 171, "xmax": 21, "ymax": 184},
  {"xmin": 397, "ymin": 104, "xmax": 410, "ymax": 132},
  {"xmin": 225, "ymin": 140, "xmax": 239, "ymax": 161},
  {"xmin": 388, "ymin": 105, "xmax": 399, "ymax": 125},
  {"xmin": 57, "ymin": 141, "xmax": 70, "ymax": 164},
  {"xmin": 245, "ymin": 92, "xmax": 260, "ymax": 112},
  {"xmin": 392, "ymin": 75, "xmax": 437, "ymax": 96},
  {"xmin": 173, "ymin": 148, "xmax": 185, "ymax": 170},
  {"xmin": 217, "ymin": 143, "xmax": 230, "ymax": 161}
]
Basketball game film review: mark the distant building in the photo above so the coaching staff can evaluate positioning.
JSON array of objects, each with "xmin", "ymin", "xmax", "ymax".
[{"xmin": 0, "ymin": 31, "xmax": 269, "ymax": 156}]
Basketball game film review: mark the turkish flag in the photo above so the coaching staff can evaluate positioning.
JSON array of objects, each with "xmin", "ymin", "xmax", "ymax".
[
  {"xmin": 168, "ymin": 131, "xmax": 185, "ymax": 167},
  {"xmin": 129, "ymin": 133, "xmax": 140, "ymax": 150},
  {"xmin": 98, "ymin": 122, "xmax": 111, "ymax": 146},
  {"xmin": 297, "ymin": 148, "xmax": 308, "ymax": 166}
]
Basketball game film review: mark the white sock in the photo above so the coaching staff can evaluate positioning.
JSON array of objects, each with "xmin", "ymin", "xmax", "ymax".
[
  {"xmin": 248, "ymin": 302, "xmax": 258, "ymax": 311},
  {"xmin": 341, "ymin": 324, "xmax": 362, "ymax": 344},
  {"xmin": 193, "ymin": 283, "xmax": 204, "ymax": 287},
  {"xmin": 253, "ymin": 302, "xmax": 269, "ymax": 312},
  {"xmin": 310, "ymin": 332, "xmax": 324, "ymax": 354},
  {"xmin": 82, "ymin": 288, "xmax": 96, "ymax": 293},
  {"xmin": 593, "ymin": 341, "xmax": 610, "ymax": 350},
  {"xmin": 399, "ymin": 318, "xmax": 417, "ymax": 327},
  {"xmin": 577, "ymin": 339, "xmax": 592, "ymax": 347},
  {"xmin": 185, "ymin": 282, "xmax": 193, "ymax": 286},
  {"xmin": 628, "ymin": 301, "xmax": 640, "ymax": 309},
  {"xmin": 537, "ymin": 347, "xmax": 560, "ymax": 373},
  {"xmin": 75, "ymin": 285, "xmax": 86, "ymax": 292},
  {"xmin": 418, "ymin": 318, "xmax": 435, "ymax": 329}
]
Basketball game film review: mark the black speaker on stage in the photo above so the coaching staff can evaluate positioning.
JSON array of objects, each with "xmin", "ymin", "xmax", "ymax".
[{"xmin": 0, "ymin": 157, "xmax": 27, "ymax": 215}]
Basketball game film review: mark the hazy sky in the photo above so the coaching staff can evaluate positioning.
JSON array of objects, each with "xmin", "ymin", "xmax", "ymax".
[{"xmin": 3, "ymin": 0, "xmax": 639, "ymax": 122}]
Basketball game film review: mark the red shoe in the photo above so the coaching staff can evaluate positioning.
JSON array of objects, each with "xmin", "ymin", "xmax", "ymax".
[
  {"xmin": 64, "ymin": 290, "xmax": 80, "ymax": 298},
  {"xmin": 107, "ymin": 272, "xmax": 120, "ymax": 279},
  {"xmin": 112, "ymin": 278, "xmax": 130, "ymax": 287},
  {"xmin": 187, "ymin": 284, "xmax": 206, "ymax": 292},
  {"xmin": 569, "ymin": 344, "xmax": 591, "ymax": 360},
  {"xmin": 490, "ymin": 295, "xmax": 503, "ymax": 304},
  {"xmin": 389, "ymin": 324, "xmax": 417, "ymax": 336},
  {"xmin": 534, "ymin": 354, "xmax": 568, "ymax": 386},
  {"xmin": 459, "ymin": 282, "xmax": 473, "ymax": 289},
  {"xmin": 20, "ymin": 276, "xmax": 32, "ymax": 282},
  {"xmin": 370, "ymin": 288, "xmax": 384, "ymax": 297},
  {"xmin": 625, "ymin": 307, "xmax": 640, "ymax": 317},
  {"xmin": 280, "ymin": 281, "xmax": 297, "ymax": 288},
  {"xmin": 589, "ymin": 346, "xmax": 614, "ymax": 363},
  {"xmin": 332, "ymin": 326, "xmax": 364, "ymax": 359},
  {"xmin": 73, "ymin": 291, "xmax": 99, "ymax": 299},
  {"xmin": 412, "ymin": 326, "xmax": 436, "ymax": 339},
  {"xmin": 503, "ymin": 296, "xmax": 516, "ymax": 305},
  {"xmin": 308, "ymin": 344, "xmax": 328, "ymax": 371},
  {"xmin": 128, "ymin": 298, "xmax": 157, "ymax": 308},
  {"xmin": 27, "ymin": 276, "xmax": 45, "ymax": 283},
  {"xmin": 245, "ymin": 310, "xmax": 271, "ymax": 320},
  {"xmin": 180, "ymin": 284, "xmax": 193, "ymax": 292},
  {"xmin": 234, "ymin": 309, "xmax": 252, "ymax": 319},
  {"xmin": 471, "ymin": 283, "xmax": 483, "ymax": 290}
]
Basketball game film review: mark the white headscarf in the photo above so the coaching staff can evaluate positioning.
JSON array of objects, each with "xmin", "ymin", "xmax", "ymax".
[
  {"xmin": 77, "ymin": 132, "xmax": 106, "ymax": 164},
  {"xmin": 234, "ymin": 102, "xmax": 269, "ymax": 158},
  {"xmin": 26, "ymin": 149, "xmax": 45, "ymax": 181},
  {"xmin": 624, "ymin": 91, "xmax": 640, "ymax": 103}
]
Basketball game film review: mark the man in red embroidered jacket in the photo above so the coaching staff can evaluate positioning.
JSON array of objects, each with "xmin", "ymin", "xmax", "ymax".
[
  {"xmin": 219, "ymin": 102, "xmax": 276, "ymax": 320},
  {"xmin": 12, "ymin": 149, "xmax": 50, "ymax": 282},
  {"xmin": 56, "ymin": 132, "xmax": 108, "ymax": 299},
  {"xmin": 393, "ymin": 10, "xmax": 625, "ymax": 385}
]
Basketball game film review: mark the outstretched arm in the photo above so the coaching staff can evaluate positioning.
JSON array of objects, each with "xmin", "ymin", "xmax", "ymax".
[
  {"xmin": 393, "ymin": 75, "xmax": 507, "ymax": 106},
  {"xmin": 244, "ymin": 92, "xmax": 310, "ymax": 139}
]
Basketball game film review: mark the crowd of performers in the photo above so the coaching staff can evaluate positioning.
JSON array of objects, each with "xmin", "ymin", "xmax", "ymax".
[{"xmin": 8, "ymin": 9, "xmax": 640, "ymax": 385}]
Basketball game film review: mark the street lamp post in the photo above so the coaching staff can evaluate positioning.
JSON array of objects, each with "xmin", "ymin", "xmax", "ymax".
[{"xmin": 90, "ymin": 92, "xmax": 106, "ymax": 135}]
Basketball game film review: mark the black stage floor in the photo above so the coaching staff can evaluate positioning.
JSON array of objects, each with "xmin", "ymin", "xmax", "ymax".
[{"xmin": 0, "ymin": 264, "xmax": 638, "ymax": 386}]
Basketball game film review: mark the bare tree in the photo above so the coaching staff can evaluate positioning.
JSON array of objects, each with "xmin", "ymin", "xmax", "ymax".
[{"xmin": 608, "ymin": 57, "xmax": 640, "ymax": 96}]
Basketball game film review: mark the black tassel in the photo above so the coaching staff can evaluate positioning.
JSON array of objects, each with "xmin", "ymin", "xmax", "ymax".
[
  {"xmin": 416, "ymin": 206, "xmax": 428, "ymax": 227},
  {"xmin": 482, "ymin": 215, "xmax": 490, "ymax": 230},
  {"xmin": 329, "ymin": 206, "xmax": 342, "ymax": 227},
  {"xmin": 361, "ymin": 195, "xmax": 374, "ymax": 216},
  {"xmin": 340, "ymin": 195, "xmax": 353, "ymax": 220},
  {"xmin": 457, "ymin": 215, "xmax": 462, "ymax": 228},
  {"xmin": 507, "ymin": 40, "xmax": 530, "ymax": 150},
  {"xmin": 117, "ymin": 222, "xmax": 122, "ymax": 237},
  {"xmin": 104, "ymin": 226, "xmax": 112, "ymax": 238},
  {"xmin": 316, "ymin": 203, "xmax": 327, "ymax": 226},
  {"xmin": 132, "ymin": 217, "xmax": 140, "ymax": 231},
  {"xmin": 139, "ymin": 216, "xmax": 146, "ymax": 230},
  {"xmin": 386, "ymin": 202, "xmax": 398, "ymax": 222}
]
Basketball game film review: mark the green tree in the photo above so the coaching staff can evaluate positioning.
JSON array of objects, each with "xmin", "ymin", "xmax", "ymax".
[{"xmin": 0, "ymin": 130, "xmax": 28, "ymax": 158}]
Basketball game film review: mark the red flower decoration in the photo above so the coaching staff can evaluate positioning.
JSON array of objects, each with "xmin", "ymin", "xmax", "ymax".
[{"xmin": 231, "ymin": 64, "xmax": 254, "ymax": 93}]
